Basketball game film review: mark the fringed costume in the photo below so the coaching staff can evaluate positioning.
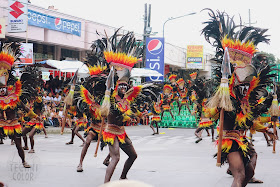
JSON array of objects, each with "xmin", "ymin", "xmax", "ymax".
[
  {"xmin": 202, "ymin": 9, "xmax": 275, "ymax": 186},
  {"xmin": 99, "ymin": 29, "xmax": 162, "ymax": 182}
]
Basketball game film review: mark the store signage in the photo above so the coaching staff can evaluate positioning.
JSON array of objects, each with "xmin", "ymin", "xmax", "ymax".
[
  {"xmin": 145, "ymin": 38, "xmax": 164, "ymax": 82},
  {"xmin": 28, "ymin": 9, "xmax": 81, "ymax": 36},
  {"xmin": 186, "ymin": 45, "xmax": 204, "ymax": 69},
  {"xmin": 0, "ymin": 18, "xmax": 6, "ymax": 38},
  {"xmin": 7, "ymin": 0, "xmax": 28, "ymax": 33},
  {"xmin": 18, "ymin": 43, "xmax": 33, "ymax": 64}
]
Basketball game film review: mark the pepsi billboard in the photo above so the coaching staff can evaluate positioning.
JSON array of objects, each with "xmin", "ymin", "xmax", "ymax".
[
  {"xmin": 145, "ymin": 38, "xmax": 164, "ymax": 82},
  {"xmin": 28, "ymin": 9, "xmax": 81, "ymax": 36}
]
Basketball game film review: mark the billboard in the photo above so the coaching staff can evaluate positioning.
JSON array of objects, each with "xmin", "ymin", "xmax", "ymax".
[
  {"xmin": 7, "ymin": 0, "xmax": 28, "ymax": 33},
  {"xmin": 18, "ymin": 43, "xmax": 33, "ymax": 64},
  {"xmin": 186, "ymin": 45, "xmax": 203, "ymax": 69},
  {"xmin": 145, "ymin": 38, "xmax": 164, "ymax": 82},
  {"xmin": 0, "ymin": 18, "xmax": 6, "ymax": 38},
  {"xmin": 28, "ymin": 9, "xmax": 81, "ymax": 36}
]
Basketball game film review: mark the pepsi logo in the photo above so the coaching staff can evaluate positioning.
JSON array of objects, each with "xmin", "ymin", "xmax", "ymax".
[
  {"xmin": 147, "ymin": 39, "xmax": 163, "ymax": 55},
  {"xmin": 54, "ymin": 17, "xmax": 61, "ymax": 29}
]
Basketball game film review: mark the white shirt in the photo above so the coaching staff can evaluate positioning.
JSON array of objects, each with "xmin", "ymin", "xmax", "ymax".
[{"xmin": 45, "ymin": 96, "xmax": 53, "ymax": 102}]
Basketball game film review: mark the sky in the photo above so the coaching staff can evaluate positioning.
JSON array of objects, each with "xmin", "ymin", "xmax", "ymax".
[{"xmin": 31, "ymin": 0, "xmax": 280, "ymax": 58}]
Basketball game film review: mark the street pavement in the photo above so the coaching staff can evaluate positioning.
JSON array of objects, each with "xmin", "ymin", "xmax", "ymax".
[{"xmin": 1, "ymin": 126, "xmax": 280, "ymax": 187}]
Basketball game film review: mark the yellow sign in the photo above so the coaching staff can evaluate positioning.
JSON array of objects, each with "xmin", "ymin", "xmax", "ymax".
[{"xmin": 186, "ymin": 45, "xmax": 203, "ymax": 69}]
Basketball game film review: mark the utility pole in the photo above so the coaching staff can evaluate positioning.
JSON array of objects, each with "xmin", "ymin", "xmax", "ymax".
[
  {"xmin": 244, "ymin": 9, "xmax": 257, "ymax": 26},
  {"xmin": 143, "ymin": 3, "xmax": 148, "ymax": 68},
  {"xmin": 142, "ymin": 3, "xmax": 151, "ymax": 68}
]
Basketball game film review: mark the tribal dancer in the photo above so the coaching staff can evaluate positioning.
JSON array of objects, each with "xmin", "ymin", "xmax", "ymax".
[
  {"xmin": 76, "ymin": 38, "xmax": 109, "ymax": 172},
  {"xmin": 160, "ymin": 84, "xmax": 175, "ymax": 120},
  {"xmin": 149, "ymin": 100, "xmax": 161, "ymax": 135},
  {"xmin": 22, "ymin": 96, "xmax": 45, "ymax": 153},
  {"xmin": 100, "ymin": 30, "xmax": 161, "ymax": 183},
  {"xmin": 168, "ymin": 73, "xmax": 179, "ymax": 107},
  {"xmin": 0, "ymin": 41, "xmax": 40, "ymax": 168},
  {"xmin": 21, "ymin": 67, "xmax": 46, "ymax": 153},
  {"xmin": 177, "ymin": 78, "xmax": 191, "ymax": 114},
  {"xmin": 191, "ymin": 76, "xmax": 216, "ymax": 143},
  {"xmin": 202, "ymin": 9, "xmax": 275, "ymax": 186},
  {"xmin": 64, "ymin": 75, "xmax": 86, "ymax": 146}
]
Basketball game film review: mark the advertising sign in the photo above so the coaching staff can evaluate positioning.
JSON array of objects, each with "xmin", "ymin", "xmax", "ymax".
[
  {"xmin": 186, "ymin": 45, "xmax": 203, "ymax": 69},
  {"xmin": 28, "ymin": 9, "xmax": 81, "ymax": 36},
  {"xmin": 0, "ymin": 18, "xmax": 6, "ymax": 38},
  {"xmin": 19, "ymin": 43, "xmax": 33, "ymax": 64},
  {"xmin": 7, "ymin": 0, "xmax": 28, "ymax": 33},
  {"xmin": 145, "ymin": 38, "xmax": 164, "ymax": 82}
]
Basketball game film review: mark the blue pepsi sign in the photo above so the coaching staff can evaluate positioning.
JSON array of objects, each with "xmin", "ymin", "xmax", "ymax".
[
  {"xmin": 28, "ymin": 9, "xmax": 81, "ymax": 36},
  {"xmin": 145, "ymin": 38, "xmax": 164, "ymax": 82}
]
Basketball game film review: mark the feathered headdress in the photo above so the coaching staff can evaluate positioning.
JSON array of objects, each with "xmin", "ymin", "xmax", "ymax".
[
  {"xmin": 201, "ymin": 9, "xmax": 269, "ymax": 66},
  {"xmin": 103, "ymin": 29, "xmax": 143, "ymax": 71},
  {"xmin": 0, "ymin": 41, "xmax": 21, "ymax": 70},
  {"xmin": 163, "ymin": 84, "xmax": 173, "ymax": 91},
  {"xmin": 176, "ymin": 78, "xmax": 185, "ymax": 85},
  {"xmin": 168, "ymin": 74, "xmax": 177, "ymax": 81},
  {"xmin": 190, "ymin": 72, "xmax": 197, "ymax": 80}
]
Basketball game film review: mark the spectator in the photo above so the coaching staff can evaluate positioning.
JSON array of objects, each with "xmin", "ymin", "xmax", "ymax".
[
  {"xmin": 45, "ymin": 92, "xmax": 54, "ymax": 103},
  {"xmin": 50, "ymin": 108, "xmax": 60, "ymax": 127},
  {"xmin": 42, "ymin": 91, "xmax": 48, "ymax": 104},
  {"xmin": 53, "ymin": 76, "xmax": 61, "ymax": 93},
  {"xmin": 53, "ymin": 92, "xmax": 61, "ymax": 106},
  {"xmin": 44, "ymin": 82, "xmax": 52, "ymax": 93}
]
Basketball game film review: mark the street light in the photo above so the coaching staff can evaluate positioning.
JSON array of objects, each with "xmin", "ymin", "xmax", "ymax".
[{"xmin": 162, "ymin": 12, "xmax": 196, "ymax": 38}]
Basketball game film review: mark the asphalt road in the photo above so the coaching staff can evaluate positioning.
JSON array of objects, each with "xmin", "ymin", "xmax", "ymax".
[{"xmin": 0, "ymin": 126, "xmax": 280, "ymax": 187}]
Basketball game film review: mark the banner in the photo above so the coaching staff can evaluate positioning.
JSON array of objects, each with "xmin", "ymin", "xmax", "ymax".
[
  {"xmin": 7, "ymin": 0, "xmax": 28, "ymax": 33},
  {"xmin": 19, "ymin": 43, "xmax": 33, "ymax": 64},
  {"xmin": 145, "ymin": 38, "xmax": 164, "ymax": 82},
  {"xmin": 28, "ymin": 9, "xmax": 81, "ymax": 36},
  {"xmin": 186, "ymin": 45, "xmax": 203, "ymax": 69},
  {"xmin": 0, "ymin": 18, "xmax": 6, "ymax": 38}
]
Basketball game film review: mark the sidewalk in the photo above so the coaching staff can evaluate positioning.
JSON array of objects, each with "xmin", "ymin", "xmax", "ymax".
[{"xmin": 43, "ymin": 126, "xmax": 73, "ymax": 134}]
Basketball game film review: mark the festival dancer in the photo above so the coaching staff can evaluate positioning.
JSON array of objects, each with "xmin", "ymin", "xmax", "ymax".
[
  {"xmin": 76, "ymin": 40, "xmax": 110, "ymax": 172},
  {"xmin": 201, "ymin": 9, "xmax": 275, "ymax": 186},
  {"xmin": 177, "ymin": 78, "xmax": 191, "ymax": 114},
  {"xmin": 168, "ymin": 73, "xmax": 179, "ymax": 107},
  {"xmin": 22, "ymin": 96, "xmax": 45, "ymax": 153},
  {"xmin": 0, "ymin": 42, "xmax": 41, "ymax": 168},
  {"xmin": 64, "ymin": 75, "xmax": 86, "ymax": 146},
  {"xmin": 149, "ymin": 100, "xmax": 161, "ymax": 135},
  {"xmin": 99, "ymin": 30, "xmax": 161, "ymax": 183},
  {"xmin": 160, "ymin": 84, "xmax": 175, "ymax": 121},
  {"xmin": 190, "ymin": 76, "xmax": 216, "ymax": 143},
  {"xmin": 65, "ymin": 106, "xmax": 86, "ymax": 146}
]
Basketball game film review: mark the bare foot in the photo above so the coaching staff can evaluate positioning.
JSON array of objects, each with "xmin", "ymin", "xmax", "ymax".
[
  {"xmin": 28, "ymin": 149, "xmax": 35, "ymax": 153},
  {"xmin": 23, "ymin": 146, "xmax": 29, "ymax": 150},
  {"xmin": 65, "ymin": 142, "xmax": 73, "ymax": 145},
  {"xmin": 248, "ymin": 177, "xmax": 263, "ymax": 183},
  {"xmin": 45, "ymin": 135, "xmax": 48, "ymax": 138}
]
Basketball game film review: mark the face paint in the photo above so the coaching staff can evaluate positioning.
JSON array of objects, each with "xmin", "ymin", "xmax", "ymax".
[
  {"xmin": 118, "ymin": 83, "xmax": 128, "ymax": 94},
  {"xmin": 0, "ymin": 87, "xmax": 7, "ymax": 96},
  {"xmin": 0, "ymin": 69, "xmax": 8, "ymax": 86}
]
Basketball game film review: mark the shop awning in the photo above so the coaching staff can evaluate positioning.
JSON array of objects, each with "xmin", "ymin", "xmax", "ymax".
[
  {"xmin": 37, "ymin": 60, "xmax": 89, "ymax": 74},
  {"xmin": 130, "ymin": 68, "xmax": 163, "ymax": 77}
]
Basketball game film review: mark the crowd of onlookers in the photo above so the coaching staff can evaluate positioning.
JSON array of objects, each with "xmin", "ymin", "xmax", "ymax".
[{"xmin": 41, "ymin": 75, "xmax": 74, "ymax": 128}]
